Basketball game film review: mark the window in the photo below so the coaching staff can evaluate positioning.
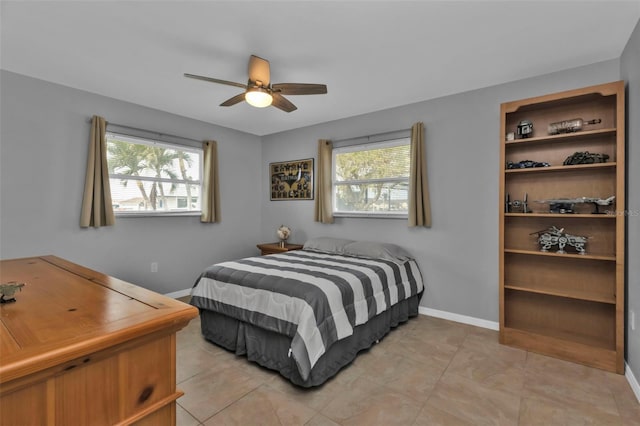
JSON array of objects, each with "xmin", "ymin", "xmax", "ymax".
[
  {"xmin": 106, "ymin": 132, "xmax": 202, "ymax": 215},
  {"xmin": 333, "ymin": 137, "xmax": 410, "ymax": 217}
]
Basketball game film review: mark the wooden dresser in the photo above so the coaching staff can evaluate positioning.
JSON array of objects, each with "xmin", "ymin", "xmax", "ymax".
[
  {"xmin": 0, "ymin": 255, "xmax": 198, "ymax": 425},
  {"xmin": 256, "ymin": 242, "xmax": 304, "ymax": 256}
]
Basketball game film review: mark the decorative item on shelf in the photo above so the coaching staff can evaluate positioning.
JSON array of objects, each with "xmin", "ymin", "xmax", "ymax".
[
  {"xmin": 506, "ymin": 160, "xmax": 551, "ymax": 169},
  {"xmin": 530, "ymin": 226, "xmax": 588, "ymax": 255},
  {"xmin": 0, "ymin": 281, "xmax": 25, "ymax": 303},
  {"xmin": 516, "ymin": 120, "xmax": 533, "ymax": 139},
  {"xmin": 506, "ymin": 132, "xmax": 515, "ymax": 141},
  {"xmin": 547, "ymin": 201, "xmax": 574, "ymax": 214},
  {"xmin": 535, "ymin": 195, "xmax": 615, "ymax": 214},
  {"xmin": 548, "ymin": 118, "xmax": 601, "ymax": 135},
  {"xmin": 563, "ymin": 151, "xmax": 609, "ymax": 165},
  {"xmin": 277, "ymin": 225, "xmax": 291, "ymax": 248},
  {"xmin": 505, "ymin": 193, "xmax": 530, "ymax": 213}
]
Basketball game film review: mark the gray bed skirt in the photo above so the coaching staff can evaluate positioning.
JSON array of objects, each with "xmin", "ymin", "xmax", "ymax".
[{"xmin": 198, "ymin": 293, "xmax": 422, "ymax": 387}]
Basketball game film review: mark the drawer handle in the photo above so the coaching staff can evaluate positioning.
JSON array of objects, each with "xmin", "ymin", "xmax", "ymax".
[{"xmin": 138, "ymin": 385, "xmax": 154, "ymax": 404}]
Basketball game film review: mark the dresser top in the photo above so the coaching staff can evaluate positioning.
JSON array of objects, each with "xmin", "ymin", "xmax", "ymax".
[{"xmin": 0, "ymin": 255, "xmax": 197, "ymax": 384}]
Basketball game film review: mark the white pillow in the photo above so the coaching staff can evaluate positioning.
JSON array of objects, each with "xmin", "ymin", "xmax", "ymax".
[
  {"xmin": 343, "ymin": 241, "xmax": 413, "ymax": 263},
  {"xmin": 303, "ymin": 237, "xmax": 354, "ymax": 254}
]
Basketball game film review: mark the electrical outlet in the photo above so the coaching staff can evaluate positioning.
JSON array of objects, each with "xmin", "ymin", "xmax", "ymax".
[
  {"xmin": 631, "ymin": 310, "xmax": 636, "ymax": 331},
  {"xmin": 151, "ymin": 262, "xmax": 158, "ymax": 273}
]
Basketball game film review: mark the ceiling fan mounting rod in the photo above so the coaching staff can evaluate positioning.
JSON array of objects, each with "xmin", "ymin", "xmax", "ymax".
[{"xmin": 248, "ymin": 81, "xmax": 271, "ymax": 92}]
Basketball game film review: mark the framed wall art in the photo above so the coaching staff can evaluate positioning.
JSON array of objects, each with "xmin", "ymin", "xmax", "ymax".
[{"xmin": 270, "ymin": 158, "xmax": 314, "ymax": 200}]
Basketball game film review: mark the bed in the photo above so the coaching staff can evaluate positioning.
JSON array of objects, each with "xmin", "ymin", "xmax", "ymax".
[{"xmin": 189, "ymin": 238, "xmax": 424, "ymax": 387}]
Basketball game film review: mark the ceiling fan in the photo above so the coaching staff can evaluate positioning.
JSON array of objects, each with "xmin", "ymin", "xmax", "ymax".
[{"xmin": 184, "ymin": 55, "xmax": 327, "ymax": 112}]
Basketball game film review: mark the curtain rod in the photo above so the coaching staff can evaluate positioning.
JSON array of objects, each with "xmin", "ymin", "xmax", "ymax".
[
  {"xmin": 331, "ymin": 128, "xmax": 410, "ymax": 144},
  {"xmin": 87, "ymin": 118, "xmax": 201, "ymax": 144}
]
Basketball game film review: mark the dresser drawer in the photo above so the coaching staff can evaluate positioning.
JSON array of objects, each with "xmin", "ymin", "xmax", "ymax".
[{"xmin": 121, "ymin": 334, "xmax": 174, "ymax": 419}]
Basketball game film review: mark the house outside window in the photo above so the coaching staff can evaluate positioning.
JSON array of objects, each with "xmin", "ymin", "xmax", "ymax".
[
  {"xmin": 106, "ymin": 133, "xmax": 203, "ymax": 215},
  {"xmin": 332, "ymin": 137, "xmax": 410, "ymax": 217},
  {"xmin": 177, "ymin": 196, "xmax": 198, "ymax": 209}
]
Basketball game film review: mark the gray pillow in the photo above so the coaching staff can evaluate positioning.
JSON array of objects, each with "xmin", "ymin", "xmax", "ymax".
[
  {"xmin": 303, "ymin": 237, "xmax": 354, "ymax": 254},
  {"xmin": 343, "ymin": 241, "xmax": 413, "ymax": 263}
]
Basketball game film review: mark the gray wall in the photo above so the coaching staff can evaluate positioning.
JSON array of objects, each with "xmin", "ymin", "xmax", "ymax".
[
  {"xmin": 1, "ymin": 53, "xmax": 634, "ymax": 373},
  {"xmin": 621, "ymin": 19, "xmax": 640, "ymax": 379},
  {"xmin": 0, "ymin": 71, "xmax": 262, "ymax": 294},
  {"xmin": 260, "ymin": 59, "xmax": 621, "ymax": 323}
]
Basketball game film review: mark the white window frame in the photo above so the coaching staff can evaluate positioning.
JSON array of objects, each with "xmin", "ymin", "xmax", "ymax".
[
  {"xmin": 106, "ymin": 132, "xmax": 203, "ymax": 217},
  {"xmin": 332, "ymin": 136, "xmax": 410, "ymax": 219}
]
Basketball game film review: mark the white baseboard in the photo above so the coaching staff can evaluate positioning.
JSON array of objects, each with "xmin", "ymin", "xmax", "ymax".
[
  {"xmin": 626, "ymin": 363, "xmax": 640, "ymax": 404},
  {"xmin": 418, "ymin": 306, "xmax": 499, "ymax": 331},
  {"xmin": 164, "ymin": 288, "xmax": 191, "ymax": 299}
]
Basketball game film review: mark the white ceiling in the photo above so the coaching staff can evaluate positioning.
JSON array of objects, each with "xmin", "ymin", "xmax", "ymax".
[{"xmin": 2, "ymin": 1, "xmax": 639, "ymax": 136}]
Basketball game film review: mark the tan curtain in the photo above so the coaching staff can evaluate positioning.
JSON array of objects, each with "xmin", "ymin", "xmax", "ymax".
[
  {"xmin": 314, "ymin": 139, "xmax": 334, "ymax": 224},
  {"xmin": 201, "ymin": 140, "xmax": 221, "ymax": 223},
  {"xmin": 408, "ymin": 122, "xmax": 432, "ymax": 227},
  {"xmin": 80, "ymin": 115, "xmax": 115, "ymax": 228}
]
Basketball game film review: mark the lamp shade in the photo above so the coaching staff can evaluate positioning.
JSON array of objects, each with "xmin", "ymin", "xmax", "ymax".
[{"xmin": 245, "ymin": 88, "xmax": 273, "ymax": 108}]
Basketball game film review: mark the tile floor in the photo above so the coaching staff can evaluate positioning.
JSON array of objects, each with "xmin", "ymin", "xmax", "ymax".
[{"xmin": 176, "ymin": 311, "xmax": 640, "ymax": 425}]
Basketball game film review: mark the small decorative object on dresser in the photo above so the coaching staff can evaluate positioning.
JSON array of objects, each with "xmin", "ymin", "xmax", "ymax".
[
  {"xmin": 277, "ymin": 225, "xmax": 291, "ymax": 248},
  {"xmin": 0, "ymin": 281, "xmax": 25, "ymax": 303}
]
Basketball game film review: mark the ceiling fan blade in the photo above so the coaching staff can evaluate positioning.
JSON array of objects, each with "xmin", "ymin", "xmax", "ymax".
[
  {"xmin": 248, "ymin": 55, "xmax": 270, "ymax": 86},
  {"xmin": 271, "ymin": 93, "xmax": 297, "ymax": 113},
  {"xmin": 220, "ymin": 92, "xmax": 247, "ymax": 107},
  {"xmin": 272, "ymin": 83, "xmax": 327, "ymax": 95},
  {"xmin": 184, "ymin": 73, "xmax": 247, "ymax": 89}
]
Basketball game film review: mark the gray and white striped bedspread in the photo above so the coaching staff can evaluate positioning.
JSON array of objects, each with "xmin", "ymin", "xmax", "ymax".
[{"xmin": 190, "ymin": 250, "xmax": 424, "ymax": 380}]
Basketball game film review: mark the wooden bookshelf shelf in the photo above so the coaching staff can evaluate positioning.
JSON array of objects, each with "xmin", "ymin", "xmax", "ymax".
[
  {"xmin": 503, "ymin": 325, "xmax": 615, "ymax": 351},
  {"xmin": 504, "ymin": 284, "xmax": 616, "ymax": 304},
  {"xmin": 504, "ymin": 213, "xmax": 617, "ymax": 218},
  {"xmin": 499, "ymin": 81, "xmax": 625, "ymax": 374},
  {"xmin": 503, "ymin": 249, "xmax": 615, "ymax": 261},
  {"xmin": 504, "ymin": 128, "xmax": 616, "ymax": 146},
  {"xmin": 505, "ymin": 162, "xmax": 616, "ymax": 174}
]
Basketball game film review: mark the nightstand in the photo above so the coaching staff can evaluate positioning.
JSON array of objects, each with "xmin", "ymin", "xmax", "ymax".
[{"xmin": 257, "ymin": 242, "xmax": 304, "ymax": 256}]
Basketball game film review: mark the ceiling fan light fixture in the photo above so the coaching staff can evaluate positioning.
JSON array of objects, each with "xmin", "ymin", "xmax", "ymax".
[
  {"xmin": 185, "ymin": 55, "xmax": 325, "ymax": 112},
  {"xmin": 245, "ymin": 88, "xmax": 273, "ymax": 108}
]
